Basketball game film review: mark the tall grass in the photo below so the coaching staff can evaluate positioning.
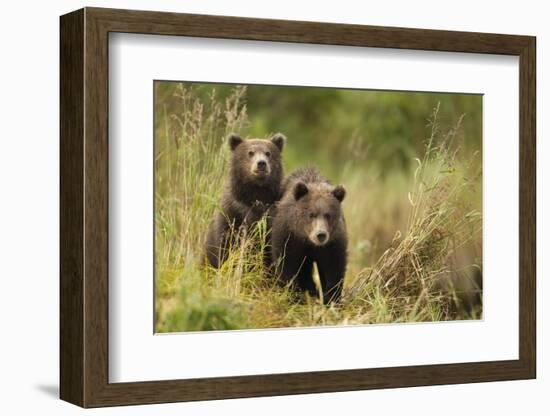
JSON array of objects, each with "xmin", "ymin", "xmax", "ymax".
[
  {"xmin": 155, "ymin": 84, "xmax": 482, "ymax": 332},
  {"xmin": 154, "ymin": 83, "xmax": 248, "ymax": 326},
  {"xmin": 344, "ymin": 104, "xmax": 482, "ymax": 321}
]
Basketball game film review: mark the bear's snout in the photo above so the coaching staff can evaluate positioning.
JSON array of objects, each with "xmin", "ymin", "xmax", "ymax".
[
  {"xmin": 316, "ymin": 231, "xmax": 328, "ymax": 244},
  {"xmin": 250, "ymin": 154, "xmax": 271, "ymax": 176},
  {"xmin": 309, "ymin": 218, "xmax": 330, "ymax": 246}
]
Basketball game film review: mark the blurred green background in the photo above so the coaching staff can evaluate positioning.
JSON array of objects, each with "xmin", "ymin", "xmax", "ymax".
[{"xmin": 156, "ymin": 82, "xmax": 482, "ymax": 182}]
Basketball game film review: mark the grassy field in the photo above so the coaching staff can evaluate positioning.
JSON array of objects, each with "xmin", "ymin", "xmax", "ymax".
[{"xmin": 154, "ymin": 82, "xmax": 482, "ymax": 332}]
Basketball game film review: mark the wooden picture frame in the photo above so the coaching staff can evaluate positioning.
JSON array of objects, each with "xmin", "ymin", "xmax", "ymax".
[{"xmin": 60, "ymin": 7, "xmax": 536, "ymax": 408}]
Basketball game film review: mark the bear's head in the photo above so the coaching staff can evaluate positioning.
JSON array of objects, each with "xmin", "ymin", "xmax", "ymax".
[
  {"xmin": 292, "ymin": 181, "xmax": 346, "ymax": 246},
  {"xmin": 227, "ymin": 133, "xmax": 285, "ymax": 185}
]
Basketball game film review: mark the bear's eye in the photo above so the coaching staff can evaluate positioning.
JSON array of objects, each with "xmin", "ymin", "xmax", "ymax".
[
  {"xmin": 248, "ymin": 151, "xmax": 254, "ymax": 157},
  {"xmin": 265, "ymin": 151, "xmax": 271, "ymax": 158},
  {"xmin": 324, "ymin": 213, "xmax": 331, "ymax": 220},
  {"xmin": 309, "ymin": 212, "xmax": 316, "ymax": 219}
]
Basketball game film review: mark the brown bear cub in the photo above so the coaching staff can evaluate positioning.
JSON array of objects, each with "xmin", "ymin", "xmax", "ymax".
[
  {"xmin": 271, "ymin": 168, "xmax": 347, "ymax": 304},
  {"xmin": 205, "ymin": 133, "xmax": 286, "ymax": 268}
]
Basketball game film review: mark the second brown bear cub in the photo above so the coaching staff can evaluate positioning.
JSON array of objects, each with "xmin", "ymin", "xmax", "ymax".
[
  {"xmin": 271, "ymin": 168, "xmax": 347, "ymax": 304},
  {"xmin": 205, "ymin": 133, "xmax": 285, "ymax": 268}
]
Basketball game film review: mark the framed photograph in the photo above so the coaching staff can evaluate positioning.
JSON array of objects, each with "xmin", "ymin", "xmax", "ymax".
[{"xmin": 60, "ymin": 7, "xmax": 536, "ymax": 407}]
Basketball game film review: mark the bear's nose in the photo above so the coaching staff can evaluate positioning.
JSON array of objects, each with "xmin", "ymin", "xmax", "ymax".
[
  {"xmin": 316, "ymin": 231, "xmax": 327, "ymax": 243},
  {"xmin": 257, "ymin": 160, "xmax": 267, "ymax": 170}
]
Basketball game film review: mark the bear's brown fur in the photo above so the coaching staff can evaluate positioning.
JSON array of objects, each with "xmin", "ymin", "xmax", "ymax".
[
  {"xmin": 271, "ymin": 168, "xmax": 347, "ymax": 303},
  {"xmin": 205, "ymin": 133, "xmax": 286, "ymax": 268}
]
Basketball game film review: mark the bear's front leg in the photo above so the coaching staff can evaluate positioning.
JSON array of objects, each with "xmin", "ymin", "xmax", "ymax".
[
  {"xmin": 225, "ymin": 198, "xmax": 252, "ymax": 226},
  {"xmin": 316, "ymin": 242, "xmax": 347, "ymax": 304},
  {"xmin": 241, "ymin": 200, "xmax": 269, "ymax": 226},
  {"xmin": 271, "ymin": 234, "xmax": 307, "ymax": 285},
  {"xmin": 204, "ymin": 212, "xmax": 231, "ymax": 268},
  {"xmin": 295, "ymin": 258, "xmax": 316, "ymax": 296},
  {"xmin": 277, "ymin": 250, "xmax": 308, "ymax": 285}
]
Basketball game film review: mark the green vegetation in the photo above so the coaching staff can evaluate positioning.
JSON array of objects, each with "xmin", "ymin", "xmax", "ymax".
[{"xmin": 154, "ymin": 82, "xmax": 482, "ymax": 332}]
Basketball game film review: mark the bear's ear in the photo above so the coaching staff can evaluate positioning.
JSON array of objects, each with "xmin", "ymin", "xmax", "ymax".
[
  {"xmin": 293, "ymin": 181, "xmax": 308, "ymax": 200},
  {"xmin": 228, "ymin": 133, "xmax": 243, "ymax": 151},
  {"xmin": 270, "ymin": 133, "xmax": 286, "ymax": 152},
  {"xmin": 332, "ymin": 185, "xmax": 346, "ymax": 202}
]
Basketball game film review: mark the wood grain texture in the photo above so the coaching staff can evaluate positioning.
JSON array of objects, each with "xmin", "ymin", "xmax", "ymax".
[
  {"xmin": 83, "ymin": 10, "xmax": 110, "ymax": 406},
  {"xmin": 59, "ymin": 7, "xmax": 537, "ymax": 408},
  {"xmin": 89, "ymin": 7, "xmax": 532, "ymax": 54},
  {"xmin": 518, "ymin": 38, "xmax": 537, "ymax": 376},
  {"xmin": 59, "ymin": 8, "xmax": 84, "ymax": 407}
]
